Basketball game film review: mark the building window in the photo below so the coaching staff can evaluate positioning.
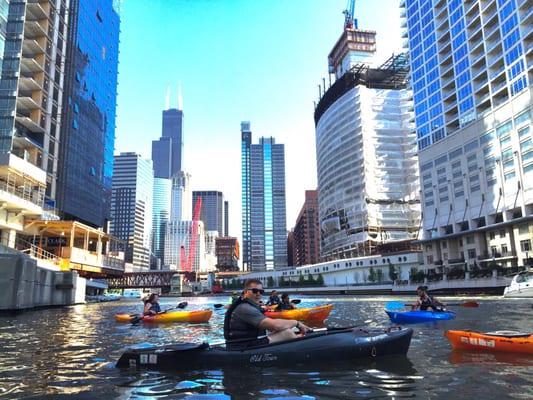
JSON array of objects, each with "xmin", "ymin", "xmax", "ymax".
[
  {"xmin": 467, "ymin": 249, "xmax": 476, "ymax": 259},
  {"xmin": 427, "ymin": 255, "xmax": 434, "ymax": 264},
  {"xmin": 489, "ymin": 231, "xmax": 496, "ymax": 240},
  {"xmin": 500, "ymin": 230, "xmax": 506, "ymax": 238},
  {"xmin": 520, "ymin": 240, "xmax": 531, "ymax": 252},
  {"xmin": 502, "ymin": 245, "xmax": 508, "ymax": 254}
]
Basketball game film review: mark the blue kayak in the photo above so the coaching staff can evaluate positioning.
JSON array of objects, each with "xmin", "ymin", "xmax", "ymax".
[{"xmin": 386, "ymin": 310, "xmax": 455, "ymax": 324}]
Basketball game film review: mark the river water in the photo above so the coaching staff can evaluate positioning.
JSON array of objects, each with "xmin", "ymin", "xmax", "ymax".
[{"xmin": 0, "ymin": 295, "xmax": 531, "ymax": 399}]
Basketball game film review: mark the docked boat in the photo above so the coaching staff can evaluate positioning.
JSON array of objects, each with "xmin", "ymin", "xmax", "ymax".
[
  {"xmin": 445, "ymin": 330, "xmax": 533, "ymax": 355},
  {"xmin": 503, "ymin": 270, "xmax": 533, "ymax": 298},
  {"xmin": 386, "ymin": 310, "xmax": 455, "ymax": 324},
  {"xmin": 114, "ymin": 309, "xmax": 212, "ymax": 324},
  {"xmin": 116, "ymin": 326, "xmax": 413, "ymax": 370},
  {"xmin": 264, "ymin": 304, "xmax": 333, "ymax": 323}
]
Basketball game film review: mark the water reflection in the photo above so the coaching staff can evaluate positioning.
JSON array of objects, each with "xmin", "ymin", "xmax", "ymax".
[{"xmin": 114, "ymin": 357, "xmax": 419, "ymax": 399}]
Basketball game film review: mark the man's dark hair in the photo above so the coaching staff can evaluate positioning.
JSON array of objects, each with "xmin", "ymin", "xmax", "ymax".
[
  {"xmin": 271, "ymin": 290, "xmax": 277, "ymax": 295},
  {"xmin": 244, "ymin": 278, "xmax": 263, "ymax": 288}
]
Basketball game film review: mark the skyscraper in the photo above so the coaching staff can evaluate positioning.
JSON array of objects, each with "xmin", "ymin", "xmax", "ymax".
[
  {"xmin": 224, "ymin": 200, "xmax": 229, "ymax": 236},
  {"xmin": 152, "ymin": 177, "xmax": 171, "ymax": 268},
  {"xmin": 192, "ymin": 191, "xmax": 225, "ymax": 237},
  {"xmin": 152, "ymin": 107, "xmax": 184, "ymax": 179},
  {"xmin": 110, "ymin": 153, "xmax": 153, "ymax": 270},
  {"xmin": 57, "ymin": 0, "xmax": 120, "ymax": 227},
  {"xmin": 241, "ymin": 123, "xmax": 288, "ymax": 271},
  {"xmin": 314, "ymin": 14, "xmax": 420, "ymax": 260},
  {"xmin": 402, "ymin": 0, "xmax": 533, "ymax": 275}
]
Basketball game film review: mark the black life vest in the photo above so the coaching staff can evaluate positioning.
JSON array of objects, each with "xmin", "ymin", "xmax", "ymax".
[
  {"xmin": 277, "ymin": 302, "xmax": 293, "ymax": 311},
  {"xmin": 420, "ymin": 296, "xmax": 435, "ymax": 311},
  {"xmin": 223, "ymin": 297, "xmax": 266, "ymax": 343}
]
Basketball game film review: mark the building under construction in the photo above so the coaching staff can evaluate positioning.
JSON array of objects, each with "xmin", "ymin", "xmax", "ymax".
[{"xmin": 314, "ymin": 11, "xmax": 420, "ymax": 261}]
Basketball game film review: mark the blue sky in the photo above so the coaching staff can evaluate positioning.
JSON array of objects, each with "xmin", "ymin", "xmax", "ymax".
[{"xmin": 115, "ymin": 0, "xmax": 402, "ymax": 241}]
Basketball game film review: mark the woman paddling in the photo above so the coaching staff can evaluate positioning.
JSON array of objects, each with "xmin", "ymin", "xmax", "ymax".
[
  {"xmin": 144, "ymin": 293, "xmax": 162, "ymax": 316},
  {"xmin": 277, "ymin": 293, "xmax": 296, "ymax": 311},
  {"xmin": 412, "ymin": 286, "xmax": 445, "ymax": 311}
]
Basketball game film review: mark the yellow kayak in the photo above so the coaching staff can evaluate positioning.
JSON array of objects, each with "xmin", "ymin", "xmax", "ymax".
[
  {"xmin": 265, "ymin": 304, "xmax": 333, "ymax": 323},
  {"xmin": 115, "ymin": 309, "xmax": 212, "ymax": 324}
]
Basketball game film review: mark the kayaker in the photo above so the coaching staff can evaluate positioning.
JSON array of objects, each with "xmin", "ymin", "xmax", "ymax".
[
  {"xmin": 266, "ymin": 290, "xmax": 282, "ymax": 307},
  {"xmin": 224, "ymin": 279, "xmax": 311, "ymax": 349},
  {"xmin": 143, "ymin": 293, "xmax": 162, "ymax": 316},
  {"xmin": 277, "ymin": 293, "xmax": 296, "ymax": 311},
  {"xmin": 412, "ymin": 286, "xmax": 445, "ymax": 311}
]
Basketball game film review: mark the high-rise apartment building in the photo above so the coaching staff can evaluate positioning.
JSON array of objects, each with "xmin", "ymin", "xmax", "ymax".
[
  {"xmin": 292, "ymin": 190, "xmax": 320, "ymax": 266},
  {"xmin": 110, "ymin": 153, "xmax": 153, "ymax": 270},
  {"xmin": 151, "ymin": 177, "xmax": 171, "ymax": 269},
  {"xmin": 314, "ymin": 17, "xmax": 420, "ymax": 260},
  {"xmin": 192, "ymin": 191, "xmax": 225, "ymax": 237},
  {"xmin": 57, "ymin": 0, "xmax": 120, "ymax": 227},
  {"xmin": 170, "ymin": 171, "xmax": 192, "ymax": 222},
  {"xmin": 152, "ymin": 108, "xmax": 183, "ymax": 179},
  {"xmin": 402, "ymin": 0, "xmax": 533, "ymax": 275},
  {"xmin": 241, "ymin": 123, "xmax": 288, "ymax": 271},
  {"xmin": 0, "ymin": 1, "xmax": 69, "ymax": 246}
]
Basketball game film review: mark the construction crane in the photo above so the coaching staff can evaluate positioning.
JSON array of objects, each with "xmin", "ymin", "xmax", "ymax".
[
  {"xmin": 186, "ymin": 196, "xmax": 202, "ymax": 273},
  {"xmin": 343, "ymin": 0, "xmax": 358, "ymax": 29}
]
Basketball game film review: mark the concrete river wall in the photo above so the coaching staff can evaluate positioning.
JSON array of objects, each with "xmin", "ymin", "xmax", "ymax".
[{"xmin": 0, "ymin": 253, "xmax": 86, "ymax": 311}]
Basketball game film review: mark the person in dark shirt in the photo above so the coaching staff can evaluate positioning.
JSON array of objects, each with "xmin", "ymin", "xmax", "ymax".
[
  {"xmin": 277, "ymin": 293, "xmax": 296, "ymax": 311},
  {"xmin": 266, "ymin": 290, "xmax": 281, "ymax": 307},
  {"xmin": 143, "ymin": 293, "xmax": 161, "ymax": 315},
  {"xmin": 412, "ymin": 285, "xmax": 445, "ymax": 311},
  {"xmin": 224, "ymin": 279, "xmax": 310, "ymax": 349}
]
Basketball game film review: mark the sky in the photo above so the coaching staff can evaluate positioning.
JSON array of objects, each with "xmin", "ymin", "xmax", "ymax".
[{"xmin": 115, "ymin": 0, "xmax": 403, "ymax": 245}]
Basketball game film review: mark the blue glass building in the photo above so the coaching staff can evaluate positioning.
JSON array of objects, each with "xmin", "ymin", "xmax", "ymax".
[
  {"xmin": 152, "ymin": 177, "xmax": 171, "ymax": 268},
  {"xmin": 403, "ymin": 0, "xmax": 533, "ymax": 274},
  {"xmin": 241, "ymin": 122, "xmax": 287, "ymax": 271},
  {"xmin": 57, "ymin": 0, "xmax": 120, "ymax": 227}
]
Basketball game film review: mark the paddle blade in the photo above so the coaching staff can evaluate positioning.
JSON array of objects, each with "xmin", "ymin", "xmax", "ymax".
[
  {"xmin": 213, "ymin": 303, "xmax": 224, "ymax": 309},
  {"xmin": 178, "ymin": 301, "xmax": 188, "ymax": 309},
  {"xmin": 130, "ymin": 315, "xmax": 142, "ymax": 324},
  {"xmin": 386, "ymin": 301, "xmax": 406, "ymax": 311},
  {"xmin": 290, "ymin": 299, "xmax": 301, "ymax": 304},
  {"xmin": 461, "ymin": 301, "xmax": 479, "ymax": 308}
]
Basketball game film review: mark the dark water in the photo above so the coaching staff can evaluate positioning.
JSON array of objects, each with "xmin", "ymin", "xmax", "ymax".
[{"xmin": 0, "ymin": 296, "xmax": 532, "ymax": 399}]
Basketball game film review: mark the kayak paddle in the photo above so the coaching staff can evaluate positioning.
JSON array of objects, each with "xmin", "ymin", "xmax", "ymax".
[
  {"xmin": 291, "ymin": 299, "xmax": 301, "ymax": 304},
  {"xmin": 213, "ymin": 303, "xmax": 225, "ymax": 309}
]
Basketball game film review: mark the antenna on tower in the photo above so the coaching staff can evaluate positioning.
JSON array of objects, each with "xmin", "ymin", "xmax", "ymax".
[
  {"xmin": 178, "ymin": 82, "xmax": 183, "ymax": 111},
  {"xmin": 165, "ymin": 86, "xmax": 170, "ymax": 110}
]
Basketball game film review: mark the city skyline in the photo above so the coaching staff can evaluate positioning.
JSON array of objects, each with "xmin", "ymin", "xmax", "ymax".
[{"xmin": 114, "ymin": 0, "xmax": 403, "ymax": 244}]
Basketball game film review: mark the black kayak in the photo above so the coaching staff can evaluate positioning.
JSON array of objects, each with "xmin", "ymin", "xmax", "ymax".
[{"xmin": 116, "ymin": 326, "xmax": 413, "ymax": 370}]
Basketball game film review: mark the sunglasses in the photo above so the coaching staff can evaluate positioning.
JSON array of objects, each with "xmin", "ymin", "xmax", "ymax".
[{"xmin": 247, "ymin": 288, "xmax": 265, "ymax": 294}]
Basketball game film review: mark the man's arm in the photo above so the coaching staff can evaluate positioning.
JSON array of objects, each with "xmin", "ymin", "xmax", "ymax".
[{"xmin": 258, "ymin": 317, "xmax": 311, "ymax": 334}]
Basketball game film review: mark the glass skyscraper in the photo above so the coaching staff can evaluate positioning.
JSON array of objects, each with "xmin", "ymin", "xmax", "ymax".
[
  {"xmin": 403, "ymin": 0, "xmax": 533, "ymax": 275},
  {"xmin": 152, "ymin": 177, "xmax": 171, "ymax": 268},
  {"xmin": 57, "ymin": 0, "xmax": 120, "ymax": 227},
  {"xmin": 192, "ymin": 191, "xmax": 225, "ymax": 237},
  {"xmin": 241, "ymin": 122, "xmax": 287, "ymax": 271}
]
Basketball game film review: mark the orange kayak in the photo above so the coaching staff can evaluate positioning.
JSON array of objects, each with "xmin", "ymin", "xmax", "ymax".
[
  {"xmin": 115, "ymin": 309, "xmax": 212, "ymax": 324},
  {"xmin": 445, "ymin": 330, "xmax": 533, "ymax": 355},
  {"xmin": 264, "ymin": 304, "xmax": 333, "ymax": 323}
]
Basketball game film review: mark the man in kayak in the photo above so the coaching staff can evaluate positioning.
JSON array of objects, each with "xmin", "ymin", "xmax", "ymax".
[
  {"xmin": 224, "ymin": 279, "xmax": 311, "ymax": 349},
  {"xmin": 143, "ymin": 293, "xmax": 162, "ymax": 315},
  {"xmin": 266, "ymin": 290, "xmax": 281, "ymax": 307},
  {"xmin": 277, "ymin": 293, "xmax": 296, "ymax": 311},
  {"xmin": 412, "ymin": 286, "xmax": 445, "ymax": 311}
]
